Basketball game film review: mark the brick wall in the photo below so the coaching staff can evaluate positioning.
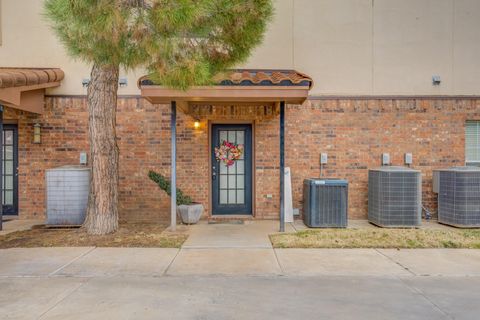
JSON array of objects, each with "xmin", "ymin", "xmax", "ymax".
[
  {"xmin": 286, "ymin": 99, "xmax": 480, "ymax": 218},
  {"xmin": 4, "ymin": 98, "xmax": 89, "ymax": 219},
  {"xmin": 8, "ymin": 97, "xmax": 480, "ymax": 221}
]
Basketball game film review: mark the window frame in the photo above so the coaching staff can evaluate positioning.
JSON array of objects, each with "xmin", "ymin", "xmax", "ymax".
[{"xmin": 465, "ymin": 120, "xmax": 480, "ymax": 166}]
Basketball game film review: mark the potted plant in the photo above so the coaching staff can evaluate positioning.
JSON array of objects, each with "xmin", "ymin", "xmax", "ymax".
[{"xmin": 148, "ymin": 171, "xmax": 204, "ymax": 224}]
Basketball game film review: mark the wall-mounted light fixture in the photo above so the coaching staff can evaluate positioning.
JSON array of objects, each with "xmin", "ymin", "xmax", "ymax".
[
  {"xmin": 119, "ymin": 77, "xmax": 128, "ymax": 87},
  {"xmin": 194, "ymin": 119, "xmax": 200, "ymax": 129},
  {"xmin": 432, "ymin": 75, "xmax": 441, "ymax": 86},
  {"xmin": 82, "ymin": 78, "xmax": 90, "ymax": 88},
  {"xmin": 33, "ymin": 123, "xmax": 41, "ymax": 144}
]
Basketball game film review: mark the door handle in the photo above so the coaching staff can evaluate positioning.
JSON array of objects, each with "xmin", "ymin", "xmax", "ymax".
[{"xmin": 212, "ymin": 165, "xmax": 216, "ymax": 180}]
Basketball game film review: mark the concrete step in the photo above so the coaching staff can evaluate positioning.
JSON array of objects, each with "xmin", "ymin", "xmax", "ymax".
[{"xmin": 207, "ymin": 215, "xmax": 254, "ymax": 224}]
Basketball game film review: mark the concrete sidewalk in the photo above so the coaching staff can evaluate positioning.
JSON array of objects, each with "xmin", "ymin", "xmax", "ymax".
[
  {"xmin": 1, "ymin": 247, "xmax": 480, "ymax": 278},
  {"xmin": 4, "ymin": 275, "xmax": 480, "ymax": 320},
  {"xmin": 182, "ymin": 220, "xmax": 295, "ymax": 248},
  {"xmin": 0, "ymin": 219, "xmax": 43, "ymax": 236},
  {"xmin": 1, "ymin": 247, "xmax": 480, "ymax": 319},
  {"xmin": 2, "ymin": 220, "xmax": 480, "ymax": 319},
  {"xmin": 1, "ymin": 220, "xmax": 479, "ymax": 278}
]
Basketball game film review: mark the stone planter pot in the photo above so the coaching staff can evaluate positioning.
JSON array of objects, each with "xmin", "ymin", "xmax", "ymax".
[{"xmin": 177, "ymin": 203, "xmax": 204, "ymax": 224}]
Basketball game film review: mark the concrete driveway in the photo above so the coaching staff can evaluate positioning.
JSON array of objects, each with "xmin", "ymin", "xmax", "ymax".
[{"xmin": 1, "ymin": 246, "xmax": 480, "ymax": 319}]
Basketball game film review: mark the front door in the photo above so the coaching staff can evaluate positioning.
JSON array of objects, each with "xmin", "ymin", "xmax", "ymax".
[
  {"xmin": 2, "ymin": 125, "xmax": 18, "ymax": 215},
  {"xmin": 211, "ymin": 124, "xmax": 252, "ymax": 215}
]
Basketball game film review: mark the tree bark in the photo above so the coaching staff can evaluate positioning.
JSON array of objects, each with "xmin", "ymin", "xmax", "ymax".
[{"xmin": 83, "ymin": 64, "xmax": 120, "ymax": 235}]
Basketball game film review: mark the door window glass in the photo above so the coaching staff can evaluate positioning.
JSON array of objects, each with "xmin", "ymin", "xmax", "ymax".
[
  {"xmin": 2, "ymin": 128, "xmax": 15, "ymax": 206},
  {"xmin": 218, "ymin": 130, "xmax": 245, "ymax": 205}
]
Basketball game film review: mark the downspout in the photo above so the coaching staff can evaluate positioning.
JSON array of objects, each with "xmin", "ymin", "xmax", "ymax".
[
  {"xmin": 170, "ymin": 101, "xmax": 177, "ymax": 231},
  {"xmin": 279, "ymin": 101, "xmax": 285, "ymax": 232}
]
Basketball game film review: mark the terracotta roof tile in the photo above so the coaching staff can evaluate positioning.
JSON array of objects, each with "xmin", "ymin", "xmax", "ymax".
[
  {"xmin": 139, "ymin": 69, "xmax": 313, "ymax": 89},
  {"xmin": 218, "ymin": 70, "xmax": 313, "ymax": 88},
  {"xmin": 0, "ymin": 68, "xmax": 64, "ymax": 89}
]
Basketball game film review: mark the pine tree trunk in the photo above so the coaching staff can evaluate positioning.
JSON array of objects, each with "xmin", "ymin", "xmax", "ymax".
[{"xmin": 83, "ymin": 64, "xmax": 120, "ymax": 235}]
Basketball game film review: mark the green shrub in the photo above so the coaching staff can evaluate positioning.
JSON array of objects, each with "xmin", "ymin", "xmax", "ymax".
[{"xmin": 148, "ymin": 171, "xmax": 193, "ymax": 206}]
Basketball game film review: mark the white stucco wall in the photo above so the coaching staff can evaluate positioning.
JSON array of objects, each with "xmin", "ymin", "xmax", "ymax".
[{"xmin": 1, "ymin": 0, "xmax": 480, "ymax": 96}]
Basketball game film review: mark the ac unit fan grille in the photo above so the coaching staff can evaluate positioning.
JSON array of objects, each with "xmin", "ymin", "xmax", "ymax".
[
  {"xmin": 438, "ymin": 170, "xmax": 480, "ymax": 227},
  {"xmin": 368, "ymin": 169, "xmax": 421, "ymax": 227},
  {"xmin": 303, "ymin": 179, "xmax": 348, "ymax": 228}
]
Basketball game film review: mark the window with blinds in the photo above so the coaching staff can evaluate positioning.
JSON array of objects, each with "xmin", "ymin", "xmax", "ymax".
[{"xmin": 466, "ymin": 121, "xmax": 480, "ymax": 165}]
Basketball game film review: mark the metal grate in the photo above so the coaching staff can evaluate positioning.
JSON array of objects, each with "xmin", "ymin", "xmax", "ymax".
[
  {"xmin": 46, "ymin": 166, "xmax": 90, "ymax": 226},
  {"xmin": 438, "ymin": 166, "xmax": 480, "ymax": 227},
  {"xmin": 368, "ymin": 167, "xmax": 422, "ymax": 227},
  {"xmin": 303, "ymin": 179, "xmax": 348, "ymax": 228}
]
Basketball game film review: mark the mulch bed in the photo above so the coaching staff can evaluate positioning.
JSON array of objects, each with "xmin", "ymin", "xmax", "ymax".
[{"xmin": 0, "ymin": 222, "xmax": 188, "ymax": 248}]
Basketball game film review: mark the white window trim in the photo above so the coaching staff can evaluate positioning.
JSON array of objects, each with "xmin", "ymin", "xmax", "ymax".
[{"xmin": 466, "ymin": 120, "xmax": 480, "ymax": 165}]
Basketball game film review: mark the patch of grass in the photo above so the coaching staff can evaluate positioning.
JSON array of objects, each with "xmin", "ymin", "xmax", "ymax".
[
  {"xmin": 270, "ymin": 228, "xmax": 480, "ymax": 249},
  {"xmin": 0, "ymin": 222, "xmax": 188, "ymax": 248}
]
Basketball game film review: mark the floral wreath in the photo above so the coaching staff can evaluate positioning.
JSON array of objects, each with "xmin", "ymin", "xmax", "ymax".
[{"xmin": 215, "ymin": 140, "xmax": 244, "ymax": 167}]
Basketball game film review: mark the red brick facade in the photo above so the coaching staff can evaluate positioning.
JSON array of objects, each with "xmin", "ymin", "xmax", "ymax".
[{"xmin": 8, "ymin": 96, "xmax": 480, "ymax": 221}]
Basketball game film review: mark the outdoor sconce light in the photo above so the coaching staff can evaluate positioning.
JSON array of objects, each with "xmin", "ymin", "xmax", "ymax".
[
  {"xmin": 82, "ymin": 78, "xmax": 90, "ymax": 88},
  {"xmin": 33, "ymin": 123, "xmax": 41, "ymax": 144},
  {"xmin": 194, "ymin": 119, "xmax": 201, "ymax": 129},
  {"xmin": 432, "ymin": 75, "xmax": 441, "ymax": 86},
  {"xmin": 119, "ymin": 77, "xmax": 128, "ymax": 87}
]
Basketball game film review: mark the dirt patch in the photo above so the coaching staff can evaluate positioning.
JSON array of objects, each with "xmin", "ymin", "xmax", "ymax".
[
  {"xmin": 0, "ymin": 222, "xmax": 188, "ymax": 248},
  {"xmin": 270, "ymin": 228, "xmax": 480, "ymax": 249}
]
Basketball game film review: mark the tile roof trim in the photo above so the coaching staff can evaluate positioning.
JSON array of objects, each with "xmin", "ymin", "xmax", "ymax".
[
  {"xmin": 138, "ymin": 69, "xmax": 313, "ymax": 89},
  {"xmin": 0, "ymin": 68, "xmax": 64, "ymax": 89}
]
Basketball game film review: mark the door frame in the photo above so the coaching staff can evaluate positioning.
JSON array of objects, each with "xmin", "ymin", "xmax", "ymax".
[
  {"xmin": 2, "ymin": 124, "xmax": 18, "ymax": 216},
  {"xmin": 208, "ymin": 120, "xmax": 255, "ymax": 217}
]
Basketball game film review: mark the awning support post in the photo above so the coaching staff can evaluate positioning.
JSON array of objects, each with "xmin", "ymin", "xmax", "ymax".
[
  {"xmin": 279, "ymin": 101, "xmax": 285, "ymax": 232},
  {"xmin": 170, "ymin": 101, "xmax": 177, "ymax": 231}
]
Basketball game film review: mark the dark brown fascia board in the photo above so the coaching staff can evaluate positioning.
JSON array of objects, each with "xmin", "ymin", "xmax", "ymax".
[
  {"xmin": 308, "ymin": 95, "xmax": 480, "ymax": 100},
  {"xmin": 140, "ymin": 85, "xmax": 310, "ymax": 105},
  {"xmin": 0, "ymin": 81, "xmax": 61, "ymax": 114},
  {"xmin": 46, "ymin": 94, "xmax": 480, "ymax": 101}
]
